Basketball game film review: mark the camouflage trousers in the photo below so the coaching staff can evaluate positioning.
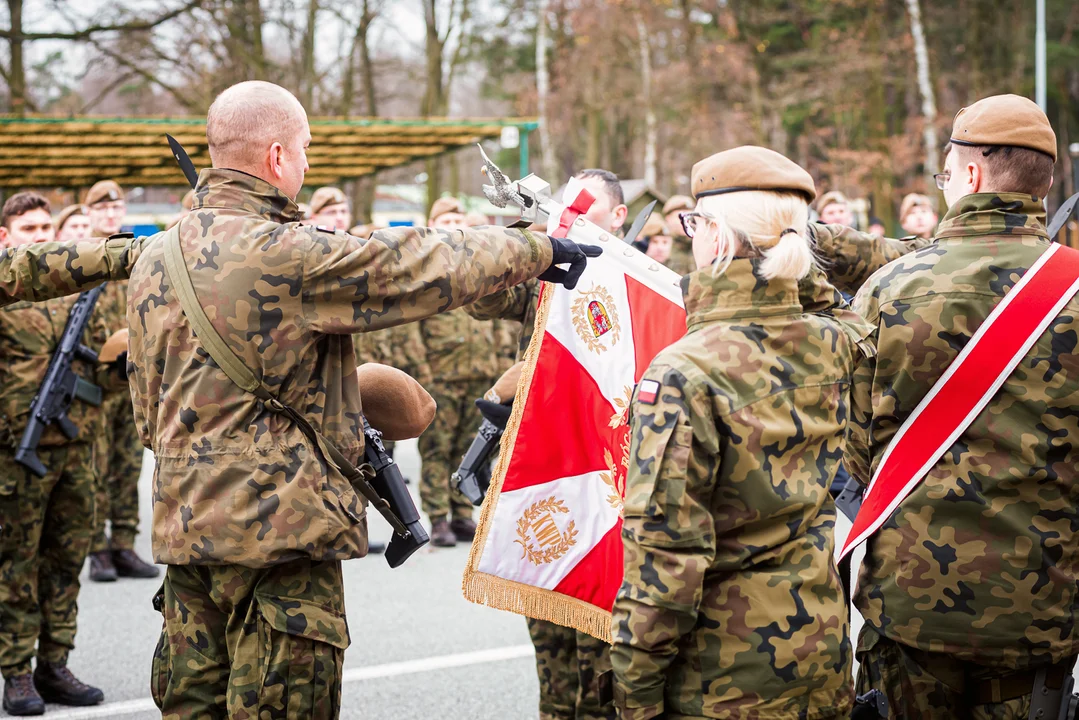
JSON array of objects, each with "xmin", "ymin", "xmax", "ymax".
[
  {"xmin": 91, "ymin": 392, "xmax": 143, "ymax": 552},
  {"xmin": 527, "ymin": 618, "xmax": 614, "ymax": 720},
  {"xmin": 152, "ymin": 557, "xmax": 349, "ymax": 720},
  {"xmin": 418, "ymin": 379, "xmax": 489, "ymax": 522},
  {"xmin": 0, "ymin": 444, "xmax": 96, "ymax": 677},
  {"xmin": 855, "ymin": 626, "xmax": 1057, "ymax": 719}
]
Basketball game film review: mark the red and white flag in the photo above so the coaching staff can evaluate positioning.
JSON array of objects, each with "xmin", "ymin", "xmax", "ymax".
[{"xmin": 463, "ymin": 188, "xmax": 686, "ymax": 641}]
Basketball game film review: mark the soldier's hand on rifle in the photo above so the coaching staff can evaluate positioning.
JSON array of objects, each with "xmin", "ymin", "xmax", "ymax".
[{"xmin": 539, "ymin": 237, "xmax": 603, "ymax": 290}]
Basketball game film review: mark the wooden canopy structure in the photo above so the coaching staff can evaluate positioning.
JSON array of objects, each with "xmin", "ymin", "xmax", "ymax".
[{"xmin": 0, "ymin": 116, "xmax": 537, "ymax": 189}]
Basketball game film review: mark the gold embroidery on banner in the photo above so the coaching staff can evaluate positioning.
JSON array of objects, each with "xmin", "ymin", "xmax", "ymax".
[
  {"xmin": 515, "ymin": 497, "xmax": 578, "ymax": 565},
  {"xmin": 609, "ymin": 386, "xmax": 632, "ymax": 428},
  {"xmin": 571, "ymin": 284, "xmax": 621, "ymax": 354},
  {"xmin": 599, "ymin": 432, "xmax": 632, "ymax": 513}
]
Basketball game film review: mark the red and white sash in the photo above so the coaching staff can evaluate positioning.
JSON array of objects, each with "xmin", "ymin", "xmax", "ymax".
[{"xmin": 840, "ymin": 242, "xmax": 1079, "ymax": 559}]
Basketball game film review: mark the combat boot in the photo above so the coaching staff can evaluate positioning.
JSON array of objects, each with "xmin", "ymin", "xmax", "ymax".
[
  {"xmin": 450, "ymin": 517, "xmax": 477, "ymax": 541},
  {"xmin": 431, "ymin": 518, "xmax": 456, "ymax": 547},
  {"xmin": 33, "ymin": 662, "xmax": 103, "ymax": 707},
  {"xmin": 2, "ymin": 674, "xmax": 44, "ymax": 716},
  {"xmin": 112, "ymin": 549, "xmax": 160, "ymax": 579},
  {"xmin": 88, "ymin": 551, "xmax": 117, "ymax": 582}
]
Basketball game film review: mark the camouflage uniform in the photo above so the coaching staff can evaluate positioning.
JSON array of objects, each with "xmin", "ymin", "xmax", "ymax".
[
  {"xmin": 125, "ymin": 169, "xmax": 552, "ymax": 715},
  {"xmin": 666, "ymin": 236, "xmax": 695, "ymax": 277},
  {"xmin": 0, "ymin": 235, "xmax": 144, "ymax": 306},
  {"xmin": 0, "ymin": 295, "xmax": 113, "ymax": 677},
  {"xmin": 417, "ymin": 309, "xmax": 500, "ymax": 524},
  {"xmin": 809, "ymin": 222, "xmax": 932, "ymax": 295},
  {"xmin": 847, "ymin": 193, "xmax": 1079, "ymax": 715},
  {"xmin": 90, "ymin": 279, "xmax": 144, "ymax": 553},
  {"xmin": 353, "ymin": 323, "xmax": 432, "ymax": 387},
  {"xmin": 612, "ymin": 258, "xmax": 860, "ymax": 720},
  {"xmin": 469, "ymin": 280, "xmax": 615, "ymax": 720}
]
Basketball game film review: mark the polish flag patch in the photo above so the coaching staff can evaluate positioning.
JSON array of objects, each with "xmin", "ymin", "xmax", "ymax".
[{"xmin": 637, "ymin": 380, "xmax": 660, "ymax": 405}]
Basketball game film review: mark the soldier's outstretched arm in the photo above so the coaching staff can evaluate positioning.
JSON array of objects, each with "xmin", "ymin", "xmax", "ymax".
[
  {"xmin": 810, "ymin": 223, "xmax": 932, "ymax": 295},
  {"xmin": 466, "ymin": 281, "xmax": 535, "ymax": 323},
  {"xmin": 302, "ymin": 226, "xmax": 556, "ymax": 333},
  {"xmin": 612, "ymin": 364, "xmax": 718, "ymax": 720},
  {"xmin": 0, "ymin": 234, "xmax": 146, "ymax": 306}
]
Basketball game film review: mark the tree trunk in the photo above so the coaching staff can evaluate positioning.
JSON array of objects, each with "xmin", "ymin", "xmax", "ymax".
[
  {"xmin": 248, "ymin": 0, "xmax": 266, "ymax": 80},
  {"xmin": 905, "ymin": 0, "xmax": 938, "ymax": 192},
  {"xmin": 423, "ymin": 0, "xmax": 444, "ymax": 214},
  {"xmin": 536, "ymin": 0, "xmax": 557, "ymax": 180},
  {"xmin": 635, "ymin": 8, "xmax": 657, "ymax": 188},
  {"xmin": 299, "ymin": 0, "xmax": 319, "ymax": 108},
  {"xmin": 359, "ymin": 1, "xmax": 377, "ymax": 116},
  {"xmin": 7, "ymin": 0, "xmax": 25, "ymax": 115}
]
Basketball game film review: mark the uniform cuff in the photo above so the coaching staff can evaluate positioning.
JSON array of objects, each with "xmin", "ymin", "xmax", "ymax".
[
  {"xmin": 614, "ymin": 681, "xmax": 665, "ymax": 719},
  {"xmin": 520, "ymin": 229, "xmax": 554, "ymax": 273}
]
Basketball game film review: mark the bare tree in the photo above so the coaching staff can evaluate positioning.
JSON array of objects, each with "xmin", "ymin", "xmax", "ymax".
[
  {"xmin": 634, "ymin": 5, "xmax": 656, "ymax": 188},
  {"xmin": 905, "ymin": 0, "xmax": 938, "ymax": 192},
  {"xmin": 536, "ymin": 0, "xmax": 556, "ymax": 180}
]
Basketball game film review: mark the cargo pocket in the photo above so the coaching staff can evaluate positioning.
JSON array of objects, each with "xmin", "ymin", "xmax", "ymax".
[
  {"xmin": 624, "ymin": 423, "xmax": 694, "ymax": 543},
  {"xmin": 253, "ymin": 594, "xmax": 350, "ymax": 720},
  {"xmin": 0, "ymin": 468, "xmax": 24, "ymax": 552},
  {"xmin": 149, "ymin": 585, "xmax": 169, "ymax": 710}
]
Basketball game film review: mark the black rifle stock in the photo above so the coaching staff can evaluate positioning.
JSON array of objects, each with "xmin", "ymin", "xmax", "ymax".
[
  {"xmin": 452, "ymin": 399, "xmax": 513, "ymax": 505},
  {"xmin": 15, "ymin": 285, "xmax": 106, "ymax": 477},
  {"xmin": 362, "ymin": 419, "xmax": 430, "ymax": 567}
]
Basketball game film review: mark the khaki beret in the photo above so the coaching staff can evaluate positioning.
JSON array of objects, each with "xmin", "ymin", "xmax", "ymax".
[
  {"xmin": 83, "ymin": 180, "xmax": 124, "ymax": 206},
  {"xmin": 661, "ymin": 195, "xmax": 694, "ymax": 216},
  {"xmin": 54, "ymin": 204, "xmax": 86, "ymax": 232},
  {"xmin": 464, "ymin": 210, "xmax": 489, "ymax": 227},
  {"xmin": 98, "ymin": 329, "xmax": 129, "ymax": 364},
  {"xmin": 899, "ymin": 193, "xmax": 933, "ymax": 222},
  {"xmin": 692, "ymin": 146, "xmax": 816, "ymax": 202},
  {"xmin": 349, "ymin": 223, "xmax": 382, "ymax": 240},
  {"xmin": 815, "ymin": 190, "xmax": 848, "ymax": 213},
  {"xmin": 641, "ymin": 212, "xmax": 667, "ymax": 238},
  {"xmin": 484, "ymin": 362, "xmax": 524, "ymax": 404},
  {"xmin": 429, "ymin": 196, "xmax": 463, "ymax": 223},
  {"xmin": 356, "ymin": 363, "xmax": 437, "ymax": 441},
  {"xmin": 310, "ymin": 186, "xmax": 348, "ymax": 214},
  {"xmin": 951, "ymin": 94, "xmax": 1057, "ymax": 161},
  {"xmin": 181, "ymin": 190, "xmax": 196, "ymax": 211}
]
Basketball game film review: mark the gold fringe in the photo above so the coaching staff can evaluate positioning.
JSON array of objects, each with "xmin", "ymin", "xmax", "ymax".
[{"xmin": 462, "ymin": 284, "xmax": 614, "ymax": 643}]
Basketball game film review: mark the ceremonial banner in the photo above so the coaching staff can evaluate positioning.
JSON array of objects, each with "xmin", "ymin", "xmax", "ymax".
[{"xmin": 462, "ymin": 213, "xmax": 686, "ymax": 642}]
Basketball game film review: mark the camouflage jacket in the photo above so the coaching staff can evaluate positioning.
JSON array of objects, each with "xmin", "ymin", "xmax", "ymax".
[
  {"xmin": 419, "ymin": 308, "xmax": 499, "ymax": 383},
  {"xmin": 0, "ymin": 235, "xmax": 144, "ymax": 306},
  {"xmin": 667, "ymin": 235, "xmax": 695, "ymax": 277},
  {"xmin": 353, "ymin": 323, "xmax": 433, "ymax": 387},
  {"xmin": 126, "ymin": 168, "xmax": 552, "ymax": 568},
  {"xmin": 811, "ymin": 223, "xmax": 933, "ymax": 294},
  {"xmin": 848, "ymin": 193, "xmax": 1079, "ymax": 669},
  {"xmin": 611, "ymin": 258, "xmax": 858, "ymax": 720},
  {"xmin": 466, "ymin": 278, "xmax": 542, "ymax": 362},
  {"xmin": 0, "ymin": 294, "xmax": 114, "ymax": 450}
]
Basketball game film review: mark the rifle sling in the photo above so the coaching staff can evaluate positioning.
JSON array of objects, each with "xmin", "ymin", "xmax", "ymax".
[{"xmin": 160, "ymin": 226, "xmax": 408, "ymax": 537}]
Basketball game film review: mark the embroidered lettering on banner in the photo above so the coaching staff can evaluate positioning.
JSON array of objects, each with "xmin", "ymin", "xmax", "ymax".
[{"xmin": 515, "ymin": 497, "xmax": 578, "ymax": 565}]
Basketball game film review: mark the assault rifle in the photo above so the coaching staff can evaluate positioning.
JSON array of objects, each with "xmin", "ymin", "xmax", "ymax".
[
  {"xmin": 452, "ymin": 399, "xmax": 513, "ymax": 505},
  {"xmin": 363, "ymin": 419, "xmax": 430, "ymax": 568},
  {"xmin": 15, "ymin": 285, "xmax": 106, "ymax": 477}
]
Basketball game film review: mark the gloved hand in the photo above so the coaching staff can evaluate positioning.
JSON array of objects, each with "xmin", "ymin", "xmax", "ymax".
[{"xmin": 538, "ymin": 236, "xmax": 603, "ymax": 290}]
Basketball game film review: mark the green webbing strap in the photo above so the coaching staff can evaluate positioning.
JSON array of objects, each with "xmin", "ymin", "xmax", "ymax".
[{"xmin": 161, "ymin": 227, "xmax": 408, "ymax": 536}]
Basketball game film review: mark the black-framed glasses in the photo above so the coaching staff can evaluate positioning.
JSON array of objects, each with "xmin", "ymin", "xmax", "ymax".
[
  {"xmin": 679, "ymin": 210, "xmax": 715, "ymax": 239},
  {"xmin": 933, "ymin": 172, "xmax": 950, "ymax": 190}
]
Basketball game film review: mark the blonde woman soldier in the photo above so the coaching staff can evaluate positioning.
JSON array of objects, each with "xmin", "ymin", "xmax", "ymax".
[{"xmin": 611, "ymin": 146, "xmax": 863, "ymax": 720}]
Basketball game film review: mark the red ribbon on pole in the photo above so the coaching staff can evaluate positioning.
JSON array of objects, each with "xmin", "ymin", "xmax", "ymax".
[{"xmin": 551, "ymin": 187, "xmax": 596, "ymax": 238}]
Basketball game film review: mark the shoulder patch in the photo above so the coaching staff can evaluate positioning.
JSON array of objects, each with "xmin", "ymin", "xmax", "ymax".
[{"xmin": 637, "ymin": 379, "xmax": 660, "ymax": 405}]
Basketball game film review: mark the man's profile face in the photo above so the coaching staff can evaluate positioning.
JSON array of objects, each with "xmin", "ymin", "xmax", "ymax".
[
  {"xmin": 0, "ymin": 209, "xmax": 55, "ymax": 246},
  {"xmin": 577, "ymin": 176, "xmax": 627, "ymax": 235},
  {"xmin": 278, "ymin": 123, "xmax": 311, "ymax": 200},
  {"xmin": 941, "ymin": 148, "xmax": 976, "ymax": 209},
  {"xmin": 901, "ymin": 205, "xmax": 938, "ymax": 238},
  {"xmin": 819, "ymin": 201, "xmax": 853, "ymax": 226},
  {"xmin": 646, "ymin": 235, "xmax": 673, "ymax": 264},
  {"xmin": 313, "ymin": 203, "xmax": 351, "ymax": 231},
  {"xmin": 89, "ymin": 200, "xmax": 126, "ymax": 236},
  {"xmin": 431, "ymin": 213, "xmax": 468, "ymax": 231},
  {"xmin": 59, "ymin": 215, "xmax": 93, "ymax": 242}
]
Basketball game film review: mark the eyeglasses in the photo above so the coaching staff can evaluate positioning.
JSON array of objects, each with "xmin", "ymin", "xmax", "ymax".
[
  {"xmin": 679, "ymin": 211, "xmax": 715, "ymax": 239},
  {"xmin": 933, "ymin": 172, "xmax": 950, "ymax": 190}
]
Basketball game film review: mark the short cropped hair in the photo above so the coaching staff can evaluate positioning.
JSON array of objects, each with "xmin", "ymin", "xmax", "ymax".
[
  {"xmin": 949, "ymin": 142, "xmax": 1054, "ymax": 198},
  {"xmin": 1, "ymin": 192, "xmax": 50, "ymax": 229},
  {"xmin": 575, "ymin": 169, "xmax": 624, "ymax": 206}
]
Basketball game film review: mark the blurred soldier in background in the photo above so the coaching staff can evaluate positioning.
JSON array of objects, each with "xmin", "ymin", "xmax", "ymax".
[
  {"xmin": 898, "ymin": 192, "xmax": 939, "ymax": 239},
  {"xmin": 310, "ymin": 186, "xmax": 351, "ymax": 230},
  {"xmin": 815, "ymin": 190, "xmax": 855, "ymax": 226},
  {"xmin": 661, "ymin": 194, "xmax": 695, "ymax": 275},
  {"xmin": 55, "ymin": 205, "xmax": 92, "ymax": 243}
]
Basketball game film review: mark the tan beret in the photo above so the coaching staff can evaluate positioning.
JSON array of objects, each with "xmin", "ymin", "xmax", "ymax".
[
  {"xmin": 951, "ymin": 94, "xmax": 1056, "ymax": 161},
  {"xmin": 181, "ymin": 190, "xmax": 196, "ymax": 211},
  {"xmin": 661, "ymin": 195, "xmax": 694, "ymax": 216},
  {"xmin": 356, "ymin": 363, "xmax": 437, "ymax": 441},
  {"xmin": 54, "ymin": 204, "xmax": 86, "ymax": 232},
  {"xmin": 484, "ymin": 362, "xmax": 524, "ymax": 404},
  {"xmin": 83, "ymin": 180, "xmax": 124, "ymax": 206},
  {"xmin": 98, "ymin": 329, "xmax": 128, "ymax": 364},
  {"xmin": 692, "ymin": 146, "xmax": 816, "ymax": 202},
  {"xmin": 464, "ymin": 210, "xmax": 489, "ymax": 227},
  {"xmin": 310, "ymin": 187, "xmax": 348, "ymax": 214},
  {"xmin": 899, "ymin": 193, "xmax": 933, "ymax": 222},
  {"xmin": 349, "ymin": 223, "xmax": 382, "ymax": 240},
  {"xmin": 429, "ymin": 196, "xmax": 463, "ymax": 223},
  {"xmin": 815, "ymin": 190, "xmax": 848, "ymax": 213},
  {"xmin": 641, "ymin": 212, "xmax": 667, "ymax": 238}
]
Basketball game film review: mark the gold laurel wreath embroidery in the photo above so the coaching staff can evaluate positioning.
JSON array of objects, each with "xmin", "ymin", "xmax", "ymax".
[
  {"xmin": 599, "ymin": 432, "xmax": 632, "ymax": 512},
  {"xmin": 571, "ymin": 284, "xmax": 621, "ymax": 354},
  {"xmin": 609, "ymin": 386, "xmax": 633, "ymax": 429},
  {"xmin": 514, "ymin": 497, "xmax": 578, "ymax": 565}
]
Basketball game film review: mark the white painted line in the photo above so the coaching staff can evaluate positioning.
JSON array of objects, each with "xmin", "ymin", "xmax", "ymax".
[{"xmin": 43, "ymin": 644, "xmax": 535, "ymax": 720}]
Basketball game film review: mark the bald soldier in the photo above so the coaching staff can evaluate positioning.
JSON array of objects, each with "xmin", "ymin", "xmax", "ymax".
[
  {"xmin": 121, "ymin": 81, "xmax": 598, "ymax": 719},
  {"xmin": 83, "ymin": 180, "xmax": 157, "ymax": 583},
  {"xmin": 845, "ymin": 95, "xmax": 1079, "ymax": 718}
]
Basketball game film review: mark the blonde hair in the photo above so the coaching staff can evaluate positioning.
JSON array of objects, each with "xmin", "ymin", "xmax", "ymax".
[{"xmin": 699, "ymin": 190, "xmax": 814, "ymax": 281}]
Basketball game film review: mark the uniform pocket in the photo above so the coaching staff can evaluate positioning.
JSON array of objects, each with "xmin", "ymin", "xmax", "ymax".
[
  {"xmin": 625, "ymin": 423, "xmax": 693, "ymax": 535},
  {"xmin": 149, "ymin": 586, "xmax": 169, "ymax": 710}
]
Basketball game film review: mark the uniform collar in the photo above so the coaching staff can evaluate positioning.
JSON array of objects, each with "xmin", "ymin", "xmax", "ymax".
[
  {"xmin": 797, "ymin": 265, "xmax": 845, "ymax": 313},
  {"xmin": 191, "ymin": 168, "xmax": 302, "ymax": 224},
  {"xmin": 934, "ymin": 193, "xmax": 1048, "ymax": 241},
  {"xmin": 682, "ymin": 257, "xmax": 801, "ymax": 330}
]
